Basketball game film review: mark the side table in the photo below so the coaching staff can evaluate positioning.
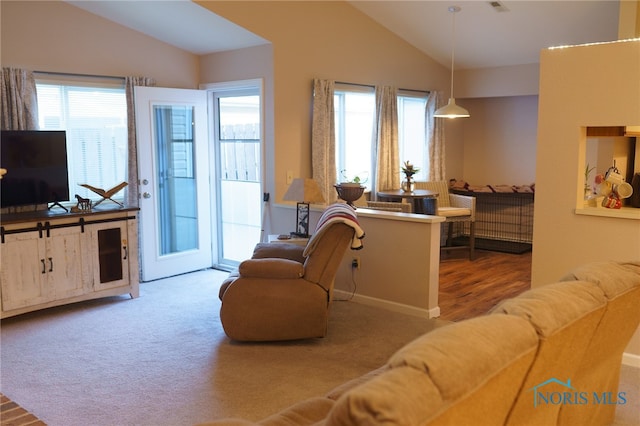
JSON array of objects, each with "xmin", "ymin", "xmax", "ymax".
[{"xmin": 268, "ymin": 234, "xmax": 309, "ymax": 247}]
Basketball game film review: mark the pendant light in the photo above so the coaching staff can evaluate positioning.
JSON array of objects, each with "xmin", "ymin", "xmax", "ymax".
[{"xmin": 434, "ymin": 5, "xmax": 470, "ymax": 119}]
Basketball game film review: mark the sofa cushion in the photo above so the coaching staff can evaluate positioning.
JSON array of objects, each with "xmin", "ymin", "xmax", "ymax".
[
  {"xmin": 559, "ymin": 260, "xmax": 640, "ymax": 298},
  {"xmin": 327, "ymin": 366, "xmax": 443, "ymax": 425},
  {"xmin": 489, "ymin": 280, "xmax": 608, "ymax": 425},
  {"xmin": 325, "ymin": 366, "xmax": 389, "ymax": 401},
  {"xmin": 387, "ymin": 315, "xmax": 538, "ymax": 403},
  {"xmin": 556, "ymin": 261, "xmax": 640, "ymax": 426},
  {"xmin": 436, "ymin": 206, "xmax": 471, "ymax": 217},
  {"xmin": 326, "ymin": 316, "xmax": 538, "ymax": 425},
  {"xmin": 259, "ymin": 397, "xmax": 335, "ymax": 426},
  {"xmin": 490, "ymin": 280, "xmax": 607, "ymax": 337}
]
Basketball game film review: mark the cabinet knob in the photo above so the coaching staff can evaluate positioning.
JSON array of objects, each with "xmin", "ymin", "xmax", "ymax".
[{"xmin": 143, "ymin": 192, "xmax": 151, "ymax": 199}]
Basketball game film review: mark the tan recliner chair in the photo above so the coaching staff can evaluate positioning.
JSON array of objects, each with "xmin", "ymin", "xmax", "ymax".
[
  {"xmin": 219, "ymin": 204, "xmax": 363, "ymax": 342},
  {"xmin": 415, "ymin": 180, "xmax": 476, "ymax": 260}
]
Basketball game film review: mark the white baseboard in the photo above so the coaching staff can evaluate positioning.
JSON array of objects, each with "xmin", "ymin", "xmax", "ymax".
[
  {"xmin": 622, "ymin": 352, "xmax": 640, "ymax": 368},
  {"xmin": 333, "ymin": 290, "xmax": 440, "ymax": 319}
]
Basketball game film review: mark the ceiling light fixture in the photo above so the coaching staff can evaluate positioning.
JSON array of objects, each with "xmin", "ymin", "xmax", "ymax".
[{"xmin": 434, "ymin": 5, "xmax": 470, "ymax": 119}]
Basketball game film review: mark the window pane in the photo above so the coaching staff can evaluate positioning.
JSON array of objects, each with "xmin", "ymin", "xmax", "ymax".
[
  {"xmin": 334, "ymin": 90, "xmax": 374, "ymax": 187},
  {"xmin": 36, "ymin": 83, "xmax": 127, "ymax": 202},
  {"xmin": 153, "ymin": 105, "xmax": 198, "ymax": 254},
  {"xmin": 218, "ymin": 96, "xmax": 260, "ymax": 183},
  {"xmin": 398, "ymin": 95, "xmax": 427, "ymax": 181}
]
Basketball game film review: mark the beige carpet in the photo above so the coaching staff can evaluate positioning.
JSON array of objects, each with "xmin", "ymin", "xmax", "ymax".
[
  {"xmin": 0, "ymin": 269, "xmax": 447, "ymax": 425},
  {"xmin": 1, "ymin": 268, "xmax": 638, "ymax": 425}
]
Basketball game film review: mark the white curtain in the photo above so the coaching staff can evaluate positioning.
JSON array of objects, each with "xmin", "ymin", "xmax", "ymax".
[
  {"xmin": 1, "ymin": 68, "xmax": 38, "ymax": 130},
  {"xmin": 125, "ymin": 76, "xmax": 156, "ymax": 206},
  {"xmin": 373, "ymin": 86, "xmax": 399, "ymax": 198},
  {"xmin": 426, "ymin": 91, "xmax": 446, "ymax": 181},
  {"xmin": 311, "ymin": 78, "xmax": 336, "ymax": 204}
]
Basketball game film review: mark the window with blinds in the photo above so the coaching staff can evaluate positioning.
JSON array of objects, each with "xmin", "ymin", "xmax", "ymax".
[{"xmin": 35, "ymin": 77, "xmax": 127, "ymax": 202}]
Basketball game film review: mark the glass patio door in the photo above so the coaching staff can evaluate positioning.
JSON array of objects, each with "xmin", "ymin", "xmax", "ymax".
[
  {"xmin": 135, "ymin": 87, "xmax": 212, "ymax": 281},
  {"xmin": 212, "ymin": 88, "xmax": 262, "ymax": 268}
]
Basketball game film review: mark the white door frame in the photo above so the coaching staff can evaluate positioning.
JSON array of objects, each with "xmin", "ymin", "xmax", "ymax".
[
  {"xmin": 200, "ymin": 79, "xmax": 265, "ymax": 269},
  {"xmin": 135, "ymin": 86, "xmax": 212, "ymax": 281}
]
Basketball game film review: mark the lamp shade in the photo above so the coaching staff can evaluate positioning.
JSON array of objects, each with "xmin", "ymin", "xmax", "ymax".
[
  {"xmin": 283, "ymin": 178, "xmax": 325, "ymax": 203},
  {"xmin": 434, "ymin": 98, "xmax": 470, "ymax": 119}
]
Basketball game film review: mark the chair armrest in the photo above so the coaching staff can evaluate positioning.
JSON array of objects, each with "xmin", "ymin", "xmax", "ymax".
[
  {"xmin": 239, "ymin": 258, "xmax": 304, "ymax": 279},
  {"xmin": 449, "ymin": 193, "xmax": 476, "ymax": 210},
  {"xmin": 252, "ymin": 242, "xmax": 306, "ymax": 263}
]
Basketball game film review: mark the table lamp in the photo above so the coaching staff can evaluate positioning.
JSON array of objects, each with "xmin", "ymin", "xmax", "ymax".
[{"xmin": 283, "ymin": 178, "xmax": 325, "ymax": 237}]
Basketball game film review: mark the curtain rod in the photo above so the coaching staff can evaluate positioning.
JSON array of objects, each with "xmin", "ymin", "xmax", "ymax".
[
  {"xmin": 34, "ymin": 70, "xmax": 125, "ymax": 81},
  {"xmin": 335, "ymin": 80, "xmax": 429, "ymax": 94}
]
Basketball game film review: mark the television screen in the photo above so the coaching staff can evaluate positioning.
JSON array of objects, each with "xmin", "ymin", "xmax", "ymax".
[{"xmin": 1, "ymin": 130, "xmax": 70, "ymax": 208}]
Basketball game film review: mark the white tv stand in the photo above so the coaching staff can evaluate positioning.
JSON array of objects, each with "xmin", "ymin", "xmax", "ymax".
[{"xmin": 0, "ymin": 207, "xmax": 139, "ymax": 318}]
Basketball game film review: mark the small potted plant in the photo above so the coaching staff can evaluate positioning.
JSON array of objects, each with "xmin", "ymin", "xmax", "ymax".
[
  {"xmin": 584, "ymin": 163, "xmax": 595, "ymax": 199},
  {"xmin": 335, "ymin": 170, "xmax": 367, "ymax": 206},
  {"xmin": 401, "ymin": 161, "xmax": 419, "ymax": 192},
  {"xmin": 337, "ymin": 170, "xmax": 368, "ymax": 187}
]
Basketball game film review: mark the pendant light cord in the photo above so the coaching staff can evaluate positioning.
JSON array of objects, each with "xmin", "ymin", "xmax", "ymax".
[{"xmin": 448, "ymin": 5, "xmax": 460, "ymax": 99}]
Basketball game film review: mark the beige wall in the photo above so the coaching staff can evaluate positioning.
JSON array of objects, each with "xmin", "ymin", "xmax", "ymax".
[
  {"xmin": 198, "ymin": 1, "xmax": 450, "ymax": 205},
  {"xmin": 458, "ymin": 63, "xmax": 540, "ymax": 99},
  {"xmin": 533, "ymin": 40, "xmax": 640, "ymax": 355},
  {"xmin": 1, "ymin": 1, "xmax": 199, "ymax": 88},
  {"xmin": 199, "ymin": 45, "xmax": 276, "ymax": 201},
  {"xmin": 455, "ymin": 96, "xmax": 538, "ymax": 185},
  {"xmin": 334, "ymin": 211, "xmax": 444, "ymax": 317},
  {"xmin": 619, "ymin": 0, "xmax": 640, "ymax": 38}
]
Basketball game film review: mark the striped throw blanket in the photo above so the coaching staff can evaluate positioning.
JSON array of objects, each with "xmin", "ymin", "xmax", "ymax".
[{"xmin": 303, "ymin": 203, "xmax": 365, "ymax": 257}]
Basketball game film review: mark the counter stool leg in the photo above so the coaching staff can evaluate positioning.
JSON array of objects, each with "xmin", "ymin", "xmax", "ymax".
[{"xmin": 469, "ymin": 222, "xmax": 476, "ymax": 260}]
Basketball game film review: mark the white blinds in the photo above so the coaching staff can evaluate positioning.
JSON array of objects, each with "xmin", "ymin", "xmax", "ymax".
[{"xmin": 35, "ymin": 81, "xmax": 127, "ymax": 202}]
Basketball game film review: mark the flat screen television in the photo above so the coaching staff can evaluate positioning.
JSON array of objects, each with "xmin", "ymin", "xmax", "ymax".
[{"xmin": 1, "ymin": 130, "xmax": 70, "ymax": 209}]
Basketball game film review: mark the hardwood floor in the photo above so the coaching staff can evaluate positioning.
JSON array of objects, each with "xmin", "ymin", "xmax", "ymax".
[{"xmin": 438, "ymin": 249, "xmax": 532, "ymax": 322}]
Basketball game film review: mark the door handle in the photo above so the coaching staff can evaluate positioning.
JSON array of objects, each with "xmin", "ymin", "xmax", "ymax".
[
  {"xmin": 41, "ymin": 259, "xmax": 46, "ymax": 274},
  {"xmin": 48, "ymin": 257, "xmax": 53, "ymax": 272}
]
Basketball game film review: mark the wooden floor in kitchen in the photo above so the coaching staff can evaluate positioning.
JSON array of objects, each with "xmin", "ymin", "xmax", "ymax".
[{"xmin": 438, "ymin": 249, "xmax": 532, "ymax": 322}]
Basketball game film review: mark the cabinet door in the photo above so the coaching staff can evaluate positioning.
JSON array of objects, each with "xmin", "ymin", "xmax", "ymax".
[
  {"xmin": 46, "ymin": 226, "xmax": 87, "ymax": 299},
  {"xmin": 89, "ymin": 221, "xmax": 130, "ymax": 291},
  {"xmin": 0, "ymin": 231, "xmax": 51, "ymax": 310}
]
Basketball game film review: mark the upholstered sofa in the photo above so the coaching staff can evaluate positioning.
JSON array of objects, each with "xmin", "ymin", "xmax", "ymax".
[{"xmin": 204, "ymin": 261, "xmax": 640, "ymax": 425}]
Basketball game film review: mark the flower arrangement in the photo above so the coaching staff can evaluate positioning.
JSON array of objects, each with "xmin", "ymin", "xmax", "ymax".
[
  {"xmin": 402, "ymin": 161, "xmax": 419, "ymax": 179},
  {"xmin": 401, "ymin": 161, "xmax": 419, "ymax": 192}
]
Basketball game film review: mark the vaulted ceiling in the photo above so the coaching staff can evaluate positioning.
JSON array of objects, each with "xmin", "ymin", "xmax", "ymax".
[{"xmin": 67, "ymin": 1, "xmax": 621, "ymax": 70}]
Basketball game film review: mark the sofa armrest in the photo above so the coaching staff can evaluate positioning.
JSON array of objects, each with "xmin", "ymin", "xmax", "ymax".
[{"xmin": 239, "ymin": 258, "xmax": 304, "ymax": 279}]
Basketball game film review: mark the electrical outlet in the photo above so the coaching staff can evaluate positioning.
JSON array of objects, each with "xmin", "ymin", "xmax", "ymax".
[{"xmin": 351, "ymin": 257, "xmax": 360, "ymax": 270}]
